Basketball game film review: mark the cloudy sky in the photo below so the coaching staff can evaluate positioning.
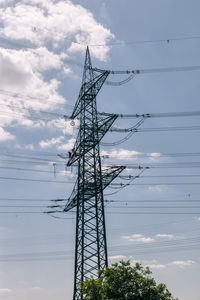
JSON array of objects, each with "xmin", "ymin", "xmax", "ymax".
[{"xmin": 0, "ymin": 0, "xmax": 200, "ymax": 299}]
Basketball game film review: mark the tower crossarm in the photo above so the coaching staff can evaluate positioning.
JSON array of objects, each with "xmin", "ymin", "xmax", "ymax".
[
  {"xmin": 71, "ymin": 70, "xmax": 110, "ymax": 119},
  {"xmin": 64, "ymin": 166, "xmax": 125, "ymax": 212},
  {"xmin": 67, "ymin": 113, "xmax": 118, "ymax": 166}
]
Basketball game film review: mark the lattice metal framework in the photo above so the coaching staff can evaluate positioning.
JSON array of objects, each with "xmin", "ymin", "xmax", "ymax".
[{"xmin": 65, "ymin": 47, "xmax": 125, "ymax": 300}]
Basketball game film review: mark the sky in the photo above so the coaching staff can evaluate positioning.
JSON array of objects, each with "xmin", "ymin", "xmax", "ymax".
[{"xmin": 0, "ymin": 0, "xmax": 200, "ymax": 299}]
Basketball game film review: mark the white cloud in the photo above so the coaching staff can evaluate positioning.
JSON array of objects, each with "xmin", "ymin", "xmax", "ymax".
[
  {"xmin": 131, "ymin": 259, "xmax": 195, "ymax": 270},
  {"xmin": 0, "ymin": 0, "xmax": 113, "ymax": 60},
  {"xmin": 0, "ymin": 48, "xmax": 65, "ymax": 105},
  {"xmin": 155, "ymin": 234, "xmax": 184, "ymax": 240},
  {"xmin": 24, "ymin": 144, "xmax": 34, "ymax": 150},
  {"xmin": 169, "ymin": 260, "xmax": 195, "ymax": 268},
  {"xmin": 17, "ymin": 47, "xmax": 66, "ymax": 72},
  {"xmin": 108, "ymin": 255, "xmax": 126, "ymax": 260},
  {"xmin": 0, "ymin": 127, "xmax": 15, "ymax": 141},
  {"xmin": 39, "ymin": 136, "xmax": 64, "ymax": 148},
  {"xmin": 148, "ymin": 152, "xmax": 161, "ymax": 162},
  {"xmin": 58, "ymin": 170, "xmax": 75, "ymax": 178},
  {"xmin": 101, "ymin": 149, "xmax": 162, "ymax": 162},
  {"xmin": 122, "ymin": 234, "xmax": 155, "ymax": 243},
  {"xmin": 195, "ymin": 217, "xmax": 200, "ymax": 222},
  {"xmin": 102, "ymin": 257, "xmax": 196, "ymax": 271},
  {"xmin": 148, "ymin": 152, "xmax": 161, "ymax": 157},
  {"xmin": 148, "ymin": 185, "xmax": 163, "ymax": 193},
  {"xmin": 0, "ymin": 0, "xmax": 13, "ymax": 4},
  {"xmin": 145, "ymin": 264, "xmax": 166, "ymax": 269},
  {"xmin": 0, "ymin": 46, "xmax": 67, "ymax": 138},
  {"xmin": 16, "ymin": 143, "xmax": 34, "ymax": 150},
  {"xmin": 0, "ymin": 50, "xmax": 31, "ymax": 88},
  {"xmin": 46, "ymin": 119, "xmax": 77, "ymax": 135},
  {"xmin": 24, "ymin": 286, "xmax": 43, "ymax": 292},
  {"xmin": 0, "ymin": 288, "xmax": 12, "ymax": 294},
  {"xmin": 156, "ymin": 234, "xmax": 175, "ymax": 240},
  {"xmin": 56, "ymin": 138, "xmax": 75, "ymax": 151},
  {"xmin": 0, "ymin": 0, "xmax": 114, "ymax": 147},
  {"xmin": 101, "ymin": 149, "xmax": 142, "ymax": 160},
  {"xmin": 39, "ymin": 136, "xmax": 75, "ymax": 152}
]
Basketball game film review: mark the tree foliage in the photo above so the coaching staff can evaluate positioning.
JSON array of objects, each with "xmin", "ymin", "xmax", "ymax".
[{"xmin": 82, "ymin": 260, "xmax": 178, "ymax": 300}]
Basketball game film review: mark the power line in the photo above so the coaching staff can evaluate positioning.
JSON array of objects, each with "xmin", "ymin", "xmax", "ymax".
[
  {"xmin": 0, "ymin": 211, "xmax": 45, "ymax": 214},
  {"xmin": 107, "ymin": 206, "xmax": 200, "ymax": 209},
  {"xmin": 1, "ymin": 205, "xmax": 200, "ymax": 209},
  {"xmin": 0, "ymin": 153, "xmax": 58, "ymax": 162},
  {"xmin": 0, "ymin": 176, "xmax": 72, "ymax": 184},
  {"xmin": 0, "ymin": 148, "xmax": 58, "ymax": 157},
  {"xmin": 119, "ymin": 162, "xmax": 200, "ymax": 169},
  {"xmin": 2, "ymin": 34, "xmax": 200, "ymax": 49},
  {"xmin": 0, "ymin": 88, "xmax": 73, "ymax": 109},
  {"xmin": 107, "ymin": 212, "xmax": 200, "ymax": 215},
  {"xmin": 2, "ymin": 165, "xmax": 200, "ymax": 183},
  {"xmin": 87, "ymin": 35, "xmax": 200, "ymax": 47},
  {"xmin": 0, "ymin": 198, "xmax": 63, "ymax": 202},
  {"xmin": 0, "ymin": 205, "xmax": 53, "ymax": 208},
  {"xmin": 102, "ymin": 65, "xmax": 200, "ymax": 75},
  {"xmin": 0, "ymin": 158, "xmax": 66, "ymax": 166},
  {"xmin": 0, "ymin": 218, "xmax": 195, "ymax": 242},
  {"xmin": 112, "ymin": 182, "xmax": 200, "ymax": 186},
  {"xmin": 0, "ymin": 236, "xmax": 199, "ymax": 262},
  {"xmin": 1, "ymin": 150, "xmax": 200, "ymax": 160},
  {"xmin": 106, "ymin": 199, "xmax": 200, "ymax": 203},
  {"xmin": 0, "ymin": 165, "xmax": 75, "ymax": 177},
  {"xmin": 110, "ymin": 125, "xmax": 200, "ymax": 133},
  {"xmin": 120, "ymin": 175, "xmax": 200, "ymax": 179},
  {"xmin": 0, "ymin": 97, "xmax": 70, "ymax": 116},
  {"xmin": 0, "ymin": 198, "xmax": 199, "ymax": 203},
  {"xmin": 0, "ymin": 211, "xmax": 199, "ymax": 215},
  {"xmin": 0, "ymin": 108, "xmax": 70, "ymax": 125},
  {"xmin": 1, "ymin": 151, "xmax": 200, "ymax": 165},
  {"xmin": 101, "ymin": 111, "xmax": 200, "ymax": 119},
  {"xmin": 1, "ymin": 236, "xmax": 199, "ymax": 256}
]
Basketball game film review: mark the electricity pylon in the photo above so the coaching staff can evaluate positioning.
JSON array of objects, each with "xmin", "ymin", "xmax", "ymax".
[{"xmin": 64, "ymin": 47, "xmax": 125, "ymax": 300}]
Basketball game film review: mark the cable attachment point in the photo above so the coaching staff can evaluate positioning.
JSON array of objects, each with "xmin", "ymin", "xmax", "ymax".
[{"xmin": 70, "ymin": 119, "xmax": 75, "ymax": 126}]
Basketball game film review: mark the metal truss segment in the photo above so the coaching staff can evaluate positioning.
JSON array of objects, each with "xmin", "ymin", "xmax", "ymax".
[
  {"xmin": 64, "ymin": 166, "xmax": 125, "ymax": 212},
  {"xmin": 67, "ymin": 113, "xmax": 117, "ymax": 166}
]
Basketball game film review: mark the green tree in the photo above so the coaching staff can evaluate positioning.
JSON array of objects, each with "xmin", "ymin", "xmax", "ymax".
[{"xmin": 82, "ymin": 260, "xmax": 178, "ymax": 300}]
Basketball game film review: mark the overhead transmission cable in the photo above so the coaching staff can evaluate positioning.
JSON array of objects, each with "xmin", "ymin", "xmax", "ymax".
[
  {"xmin": 100, "ymin": 111, "xmax": 200, "ymax": 146},
  {"xmin": 0, "ymin": 235, "xmax": 199, "ymax": 262},
  {"xmin": 0, "ymin": 210, "xmax": 199, "ymax": 215},
  {"xmin": 110, "ymin": 125, "xmax": 200, "ymax": 133},
  {"xmin": 0, "ymin": 108, "xmax": 71, "ymax": 125},
  {"xmin": 84, "ymin": 35, "xmax": 200, "ymax": 46},
  {"xmin": 108, "ymin": 111, "xmax": 200, "ymax": 119},
  {"xmin": 104, "ymin": 65, "xmax": 200, "ymax": 75},
  {"xmin": 0, "ymin": 88, "xmax": 73, "ymax": 109},
  {"xmin": 0, "ymin": 176, "xmax": 73, "ymax": 184},
  {"xmin": 94, "ymin": 65, "xmax": 200, "ymax": 86},
  {"xmin": 1, "ymin": 149, "xmax": 200, "ymax": 160},
  {"xmin": 101, "ymin": 117, "xmax": 145, "ymax": 146},
  {"xmin": 106, "ymin": 199, "xmax": 200, "ymax": 203},
  {"xmin": 104, "ymin": 168, "xmax": 146, "ymax": 196},
  {"xmin": 112, "ymin": 182, "xmax": 200, "ymax": 186},
  {"xmin": 0, "ymin": 166, "xmax": 76, "ymax": 177},
  {"xmin": 1, "ymin": 198, "xmax": 200, "ymax": 203},
  {"xmin": 0, "ymin": 198, "xmax": 64, "ymax": 202},
  {"xmin": 2, "ymin": 204, "xmax": 200, "ymax": 209},
  {"xmin": 2, "ymin": 34, "xmax": 200, "ymax": 49},
  {"xmin": 0, "ymin": 148, "xmax": 59, "ymax": 157}
]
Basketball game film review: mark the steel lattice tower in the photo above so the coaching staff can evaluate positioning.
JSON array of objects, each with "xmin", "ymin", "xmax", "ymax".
[{"xmin": 64, "ymin": 47, "xmax": 125, "ymax": 300}]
